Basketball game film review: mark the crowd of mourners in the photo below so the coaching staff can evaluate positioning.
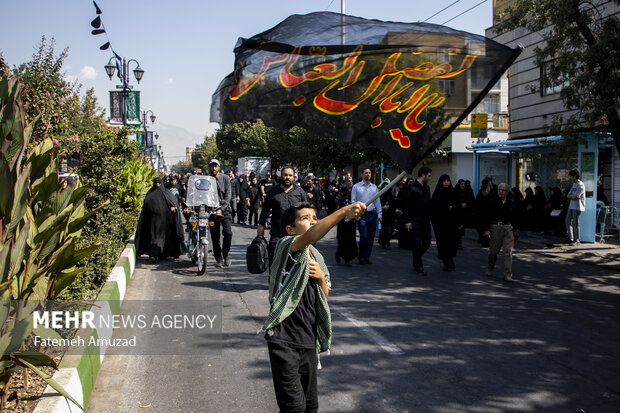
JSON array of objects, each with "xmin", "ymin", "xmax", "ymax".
[
  {"xmin": 131, "ymin": 162, "xmax": 594, "ymax": 413},
  {"xmin": 133, "ymin": 165, "xmax": 595, "ymax": 269}
]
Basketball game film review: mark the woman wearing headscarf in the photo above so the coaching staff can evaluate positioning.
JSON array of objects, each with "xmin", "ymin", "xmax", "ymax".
[
  {"xmin": 334, "ymin": 176, "xmax": 358, "ymax": 265},
  {"xmin": 533, "ymin": 186, "xmax": 548, "ymax": 232},
  {"xmin": 135, "ymin": 177, "xmax": 184, "ymax": 261},
  {"xmin": 454, "ymin": 179, "xmax": 474, "ymax": 249},
  {"xmin": 475, "ymin": 178, "xmax": 496, "ymax": 247},
  {"xmin": 523, "ymin": 187, "xmax": 535, "ymax": 230},
  {"xmin": 248, "ymin": 176, "xmax": 261, "ymax": 226},
  {"xmin": 546, "ymin": 186, "xmax": 565, "ymax": 235},
  {"xmin": 431, "ymin": 174, "xmax": 459, "ymax": 271}
]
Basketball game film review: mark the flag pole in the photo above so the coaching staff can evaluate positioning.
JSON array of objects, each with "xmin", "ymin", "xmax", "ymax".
[
  {"xmin": 365, "ymin": 169, "xmax": 409, "ymax": 208},
  {"xmin": 344, "ymin": 169, "xmax": 409, "ymax": 223},
  {"xmin": 341, "ymin": 0, "xmax": 345, "ymax": 45}
]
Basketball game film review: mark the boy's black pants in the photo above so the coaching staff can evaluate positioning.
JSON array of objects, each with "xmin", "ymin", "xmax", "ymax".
[{"xmin": 268, "ymin": 341, "xmax": 318, "ymax": 413}]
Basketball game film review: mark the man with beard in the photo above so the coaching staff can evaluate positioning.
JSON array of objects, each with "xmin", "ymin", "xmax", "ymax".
[
  {"xmin": 208, "ymin": 159, "xmax": 233, "ymax": 267},
  {"xmin": 135, "ymin": 177, "xmax": 184, "ymax": 262},
  {"xmin": 258, "ymin": 166, "xmax": 308, "ymax": 265}
]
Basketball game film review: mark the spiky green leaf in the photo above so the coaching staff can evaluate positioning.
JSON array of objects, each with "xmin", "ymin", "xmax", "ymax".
[
  {"xmin": 13, "ymin": 351, "xmax": 58, "ymax": 369},
  {"xmin": 16, "ymin": 357, "xmax": 84, "ymax": 411},
  {"xmin": 8, "ymin": 221, "xmax": 29, "ymax": 279},
  {"xmin": 0, "ymin": 153, "xmax": 12, "ymax": 217}
]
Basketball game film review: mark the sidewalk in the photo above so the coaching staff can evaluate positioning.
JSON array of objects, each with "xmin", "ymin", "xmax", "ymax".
[{"xmin": 515, "ymin": 229, "xmax": 620, "ymax": 272}]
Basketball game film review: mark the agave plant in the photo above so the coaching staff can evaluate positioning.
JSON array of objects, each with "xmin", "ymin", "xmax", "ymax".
[{"xmin": 0, "ymin": 75, "xmax": 104, "ymax": 411}]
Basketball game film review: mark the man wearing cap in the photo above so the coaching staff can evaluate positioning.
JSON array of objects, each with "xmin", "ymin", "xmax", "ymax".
[
  {"xmin": 259, "ymin": 172, "xmax": 274, "ymax": 202},
  {"xmin": 208, "ymin": 159, "xmax": 233, "ymax": 267},
  {"xmin": 351, "ymin": 168, "xmax": 382, "ymax": 264}
]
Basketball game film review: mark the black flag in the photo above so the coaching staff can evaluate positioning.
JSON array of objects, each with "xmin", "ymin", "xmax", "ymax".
[{"xmin": 211, "ymin": 12, "xmax": 520, "ymax": 173}]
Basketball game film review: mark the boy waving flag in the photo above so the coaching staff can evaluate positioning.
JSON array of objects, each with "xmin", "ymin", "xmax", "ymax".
[{"xmin": 261, "ymin": 200, "xmax": 365, "ymax": 412}]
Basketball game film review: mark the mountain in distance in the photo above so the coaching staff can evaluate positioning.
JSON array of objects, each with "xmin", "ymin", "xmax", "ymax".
[{"xmin": 151, "ymin": 122, "xmax": 205, "ymax": 165}]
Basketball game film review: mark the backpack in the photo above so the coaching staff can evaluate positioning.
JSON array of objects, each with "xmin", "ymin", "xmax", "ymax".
[{"xmin": 246, "ymin": 236, "xmax": 269, "ymax": 274}]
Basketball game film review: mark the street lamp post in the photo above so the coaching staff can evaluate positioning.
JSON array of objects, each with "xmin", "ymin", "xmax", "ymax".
[
  {"xmin": 104, "ymin": 57, "xmax": 144, "ymax": 125},
  {"xmin": 141, "ymin": 110, "xmax": 156, "ymax": 164}
]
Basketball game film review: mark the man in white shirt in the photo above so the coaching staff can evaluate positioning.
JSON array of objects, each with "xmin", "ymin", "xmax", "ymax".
[
  {"xmin": 565, "ymin": 169, "xmax": 586, "ymax": 245},
  {"xmin": 351, "ymin": 168, "xmax": 383, "ymax": 264}
]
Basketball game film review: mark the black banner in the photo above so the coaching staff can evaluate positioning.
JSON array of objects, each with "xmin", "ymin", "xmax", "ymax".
[{"xmin": 211, "ymin": 12, "xmax": 520, "ymax": 173}]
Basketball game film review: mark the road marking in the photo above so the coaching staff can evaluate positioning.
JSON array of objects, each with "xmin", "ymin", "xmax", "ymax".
[{"xmin": 333, "ymin": 306, "xmax": 404, "ymax": 356}]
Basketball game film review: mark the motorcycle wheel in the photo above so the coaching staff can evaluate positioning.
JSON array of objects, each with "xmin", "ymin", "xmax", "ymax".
[{"xmin": 197, "ymin": 243, "xmax": 208, "ymax": 275}]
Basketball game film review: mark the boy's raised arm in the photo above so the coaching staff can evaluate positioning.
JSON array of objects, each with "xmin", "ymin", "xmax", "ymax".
[{"xmin": 291, "ymin": 202, "xmax": 366, "ymax": 252}]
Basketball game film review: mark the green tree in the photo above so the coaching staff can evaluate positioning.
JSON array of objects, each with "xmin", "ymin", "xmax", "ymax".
[
  {"xmin": 7, "ymin": 37, "xmax": 145, "ymax": 298},
  {"xmin": 495, "ymin": 0, "xmax": 620, "ymax": 153},
  {"xmin": 12, "ymin": 36, "xmax": 80, "ymax": 144},
  {"xmin": 214, "ymin": 120, "xmax": 388, "ymax": 174},
  {"xmin": 172, "ymin": 159, "xmax": 194, "ymax": 174},
  {"xmin": 191, "ymin": 133, "xmax": 220, "ymax": 171}
]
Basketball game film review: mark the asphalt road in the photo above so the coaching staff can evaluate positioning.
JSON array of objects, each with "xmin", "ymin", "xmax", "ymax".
[{"xmin": 87, "ymin": 224, "xmax": 620, "ymax": 413}]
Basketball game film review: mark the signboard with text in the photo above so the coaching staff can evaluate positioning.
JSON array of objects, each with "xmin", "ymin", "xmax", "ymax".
[{"xmin": 471, "ymin": 113, "xmax": 488, "ymax": 138}]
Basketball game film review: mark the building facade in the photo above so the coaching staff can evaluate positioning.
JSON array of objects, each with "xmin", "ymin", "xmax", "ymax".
[{"xmin": 479, "ymin": 0, "xmax": 620, "ymax": 241}]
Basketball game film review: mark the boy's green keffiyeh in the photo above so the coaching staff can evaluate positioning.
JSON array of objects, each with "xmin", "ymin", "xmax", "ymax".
[{"xmin": 263, "ymin": 235, "xmax": 332, "ymax": 352}]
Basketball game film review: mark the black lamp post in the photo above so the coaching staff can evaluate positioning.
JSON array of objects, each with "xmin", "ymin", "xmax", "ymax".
[
  {"xmin": 104, "ymin": 57, "xmax": 144, "ymax": 125},
  {"xmin": 141, "ymin": 110, "xmax": 156, "ymax": 163}
]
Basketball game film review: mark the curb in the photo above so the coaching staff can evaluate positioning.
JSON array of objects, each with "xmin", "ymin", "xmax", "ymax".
[{"xmin": 33, "ymin": 240, "xmax": 137, "ymax": 413}]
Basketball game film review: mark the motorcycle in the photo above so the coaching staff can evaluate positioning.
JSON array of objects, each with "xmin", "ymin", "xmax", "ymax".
[{"xmin": 185, "ymin": 175, "xmax": 220, "ymax": 275}]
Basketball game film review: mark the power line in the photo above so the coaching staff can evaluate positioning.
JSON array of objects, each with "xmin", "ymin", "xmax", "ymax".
[
  {"xmin": 441, "ymin": 0, "xmax": 488, "ymax": 25},
  {"xmin": 324, "ymin": 0, "xmax": 336, "ymax": 11},
  {"xmin": 423, "ymin": 0, "xmax": 463, "ymax": 23}
]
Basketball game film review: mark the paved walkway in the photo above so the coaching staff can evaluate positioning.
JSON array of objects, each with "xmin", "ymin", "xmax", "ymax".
[{"xmin": 516, "ymin": 230, "xmax": 620, "ymax": 271}]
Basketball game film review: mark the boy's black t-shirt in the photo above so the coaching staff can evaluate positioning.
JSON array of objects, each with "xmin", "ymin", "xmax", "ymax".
[{"xmin": 266, "ymin": 253, "xmax": 317, "ymax": 349}]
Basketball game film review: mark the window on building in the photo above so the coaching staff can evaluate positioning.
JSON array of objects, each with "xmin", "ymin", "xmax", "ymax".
[
  {"xmin": 541, "ymin": 62, "xmax": 569, "ymax": 96},
  {"xmin": 438, "ymin": 79, "xmax": 456, "ymax": 96},
  {"xmin": 477, "ymin": 94, "xmax": 500, "ymax": 114},
  {"xmin": 470, "ymin": 66, "xmax": 501, "ymax": 90}
]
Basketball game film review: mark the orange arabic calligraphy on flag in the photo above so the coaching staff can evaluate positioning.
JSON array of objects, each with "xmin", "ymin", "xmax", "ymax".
[{"xmin": 229, "ymin": 46, "xmax": 479, "ymax": 149}]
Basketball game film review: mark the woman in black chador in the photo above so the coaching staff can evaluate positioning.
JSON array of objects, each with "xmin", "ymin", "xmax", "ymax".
[
  {"xmin": 431, "ymin": 174, "xmax": 459, "ymax": 271},
  {"xmin": 334, "ymin": 176, "xmax": 358, "ymax": 265},
  {"xmin": 135, "ymin": 177, "xmax": 184, "ymax": 261},
  {"xmin": 454, "ymin": 179, "xmax": 474, "ymax": 249}
]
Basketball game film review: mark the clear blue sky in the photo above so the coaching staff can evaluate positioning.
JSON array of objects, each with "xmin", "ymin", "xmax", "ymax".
[{"xmin": 0, "ymin": 0, "xmax": 493, "ymax": 141}]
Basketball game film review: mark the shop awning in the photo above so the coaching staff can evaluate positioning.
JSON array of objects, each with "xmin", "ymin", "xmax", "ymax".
[{"xmin": 468, "ymin": 136, "xmax": 564, "ymax": 152}]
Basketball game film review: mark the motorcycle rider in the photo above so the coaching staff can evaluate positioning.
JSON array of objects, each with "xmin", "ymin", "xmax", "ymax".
[{"xmin": 208, "ymin": 159, "xmax": 234, "ymax": 267}]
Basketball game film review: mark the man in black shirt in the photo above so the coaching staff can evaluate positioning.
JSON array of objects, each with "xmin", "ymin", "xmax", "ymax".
[
  {"xmin": 259, "ymin": 172, "xmax": 274, "ymax": 202},
  {"xmin": 237, "ymin": 175, "xmax": 250, "ymax": 225},
  {"xmin": 484, "ymin": 183, "xmax": 519, "ymax": 283},
  {"xmin": 302, "ymin": 174, "xmax": 321, "ymax": 210},
  {"xmin": 226, "ymin": 170, "xmax": 237, "ymax": 218},
  {"xmin": 258, "ymin": 166, "xmax": 308, "ymax": 265},
  {"xmin": 404, "ymin": 166, "xmax": 432, "ymax": 275},
  {"xmin": 208, "ymin": 159, "xmax": 233, "ymax": 267}
]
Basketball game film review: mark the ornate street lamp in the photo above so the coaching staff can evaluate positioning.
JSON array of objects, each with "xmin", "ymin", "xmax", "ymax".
[
  {"xmin": 141, "ymin": 110, "xmax": 156, "ymax": 164},
  {"xmin": 104, "ymin": 56, "xmax": 144, "ymax": 125}
]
